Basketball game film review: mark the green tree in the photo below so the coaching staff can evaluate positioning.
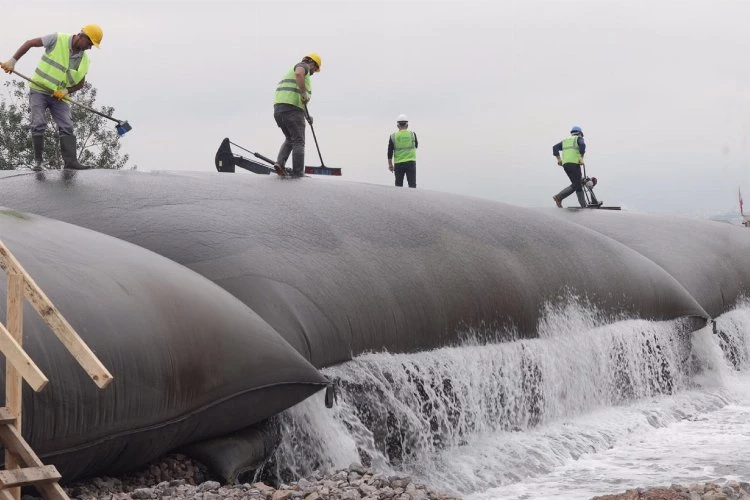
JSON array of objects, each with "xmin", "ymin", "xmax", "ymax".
[{"xmin": 0, "ymin": 79, "xmax": 131, "ymax": 170}]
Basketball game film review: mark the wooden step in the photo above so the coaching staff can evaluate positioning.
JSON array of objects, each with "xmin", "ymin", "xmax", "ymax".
[
  {"xmin": 0, "ymin": 421, "xmax": 44, "ymax": 468},
  {"xmin": 0, "ymin": 409, "xmax": 16, "ymax": 426},
  {"xmin": 0, "ymin": 465, "xmax": 60, "ymax": 488}
]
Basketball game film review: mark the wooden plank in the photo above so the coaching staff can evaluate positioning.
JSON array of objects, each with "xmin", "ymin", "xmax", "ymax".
[
  {"xmin": 35, "ymin": 482, "xmax": 69, "ymax": 500},
  {"xmin": 0, "ymin": 242, "xmax": 113, "ymax": 389},
  {"xmin": 0, "ymin": 466, "xmax": 60, "ymax": 488},
  {"xmin": 0, "ymin": 409, "xmax": 17, "ymax": 425},
  {"xmin": 0, "ymin": 488, "xmax": 15, "ymax": 500},
  {"xmin": 0, "ymin": 322, "xmax": 48, "ymax": 392},
  {"xmin": 0, "ymin": 421, "xmax": 45, "ymax": 468},
  {"xmin": 5, "ymin": 272, "xmax": 23, "ymax": 500}
]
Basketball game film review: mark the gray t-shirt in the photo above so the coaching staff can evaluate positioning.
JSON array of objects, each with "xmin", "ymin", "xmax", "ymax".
[{"xmin": 31, "ymin": 33, "xmax": 85, "ymax": 94}]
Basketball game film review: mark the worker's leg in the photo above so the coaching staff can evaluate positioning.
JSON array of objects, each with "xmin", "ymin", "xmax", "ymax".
[
  {"xmin": 47, "ymin": 98, "xmax": 87, "ymax": 169},
  {"xmin": 47, "ymin": 97, "xmax": 74, "ymax": 137},
  {"xmin": 563, "ymin": 163, "xmax": 585, "ymax": 207},
  {"xmin": 405, "ymin": 162, "xmax": 416, "ymax": 188},
  {"xmin": 394, "ymin": 163, "xmax": 406, "ymax": 186},
  {"xmin": 284, "ymin": 109, "xmax": 306, "ymax": 177},
  {"xmin": 29, "ymin": 91, "xmax": 50, "ymax": 139},
  {"xmin": 274, "ymin": 111, "xmax": 293, "ymax": 168}
]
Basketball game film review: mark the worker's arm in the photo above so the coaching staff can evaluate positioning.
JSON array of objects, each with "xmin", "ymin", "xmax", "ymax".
[
  {"xmin": 387, "ymin": 137, "xmax": 395, "ymax": 171},
  {"xmin": 294, "ymin": 64, "xmax": 309, "ymax": 102},
  {"xmin": 1, "ymin": 38, "xmax": 43, "ymax": 73},
  {"xmin": 67, "ymin": 77, "xmax": 85, "ymax": 94},
  {"xmin": 10, "ymin": 38, "xmax": 43, "ymax": 62},
  {"xmin": 552, "ymin": 142, "xmax": 563, "ymax": 164},
  {"xmin": 413, "ymin": 133, "xmax": 418, "ymax": 149},
  {"xmin": 578, "ymin": 136, "xmax": 586, "ymax": 163}
]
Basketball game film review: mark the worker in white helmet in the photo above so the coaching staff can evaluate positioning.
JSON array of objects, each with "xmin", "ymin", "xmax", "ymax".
[{"xmin": 387, "ymin": 114, "xmax": 418, "ymax": 188}]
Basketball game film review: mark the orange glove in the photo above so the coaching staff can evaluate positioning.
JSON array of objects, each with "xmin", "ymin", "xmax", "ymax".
[{"xmin": 52, "ymin": 88, "xmax": 68, "ymax": 100}]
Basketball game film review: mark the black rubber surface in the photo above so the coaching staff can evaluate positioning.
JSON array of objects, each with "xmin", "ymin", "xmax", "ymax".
[
  {"xmin": 0, "ymin": 207, "xmax": 327, "ymax": 481},
  {"xmin": 0, "ymin": 170, "xmax": 711, "ymax": 370}
]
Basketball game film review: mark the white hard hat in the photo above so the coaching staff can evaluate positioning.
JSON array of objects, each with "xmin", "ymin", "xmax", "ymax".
[{"xmin": 397, "ymin": 114, "xmax": 408, "ymax": 122}]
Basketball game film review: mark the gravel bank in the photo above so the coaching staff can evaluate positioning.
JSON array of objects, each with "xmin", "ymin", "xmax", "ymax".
[
  {"xmin": 19, "ymin": 453, "xmax": 750, "ymax": 499},
  {"xmin": 33, "ymin": 454, "xmax": 459, "ymax": 500},
  {"xmin": 592, "ymin": 481, "xmax": 750, "ymax": 500}
]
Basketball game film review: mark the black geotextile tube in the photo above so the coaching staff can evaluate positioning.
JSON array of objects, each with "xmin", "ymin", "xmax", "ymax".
[
  {"xmin": 0, "ymin": 170, "xmax": 731, "ymax": 374},
  {"xmin": 0, "ymin": 208, "xmax": 327, "ymax": 481}
]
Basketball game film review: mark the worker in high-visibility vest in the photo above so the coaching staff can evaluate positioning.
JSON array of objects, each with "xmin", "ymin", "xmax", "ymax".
[
  {"xmin": 552, "ymin": 125, "xmax": 586, "ymax": 207},
  {"xmin": 387, "ymin": 114, "xmax": 419, "ymax": 188},
  {"xmin": 273, "ymin": 53, "xmax": 322, "ymax": 177},
  {"xmin": 1, "ymin": 24, "xmax": 103, "ymax": 171}
]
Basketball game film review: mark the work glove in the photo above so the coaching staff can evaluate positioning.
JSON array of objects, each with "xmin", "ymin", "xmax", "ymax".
[
  {"xmin": 300, "ymin": 91, "xmax": 310, "ymax": 104},
  {"xmin": 52, "ymin": 88, "xmax": 68, "ymax": 100},
  {"xmin": 556, "ymin": 158, "xmax": 562, "ymax": 166},
  {"xmin": 306, "ymin": 114, "xmax": 314, "ymax": 125},
  {"xmin": 0, "ymin": 58, "xmax": 16, "ymax": 73}
]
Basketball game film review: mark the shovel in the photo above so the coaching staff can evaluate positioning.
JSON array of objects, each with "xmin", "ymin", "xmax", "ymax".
[{"xmin": 9, "ymin": 69, "xmax": 132, "ymax": 136}]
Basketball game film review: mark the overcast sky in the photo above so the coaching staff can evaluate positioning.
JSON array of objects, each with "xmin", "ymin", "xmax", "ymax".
[{"xmin": 4, "ymin": 0, "xmax": 750, "ymax": 216}]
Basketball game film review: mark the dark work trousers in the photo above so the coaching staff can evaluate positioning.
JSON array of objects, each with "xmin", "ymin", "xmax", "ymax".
[
  {"xmin": 555, "ymin": 163, "xmax": 586, "ymax": 207},
  {"xmin": 394, "ymin": 161, "xmax": 416, "ymax": 188},
  {"xmin": 274, "ymin": 108, "xmax": 306, "ymax": 176},
  {"xmin": 563, "ymin": 163, "xmax": 583, "ymax": 193},
  {"xmin": 30, "ymin": 90, "xmax": 74, "ymax": 136}
]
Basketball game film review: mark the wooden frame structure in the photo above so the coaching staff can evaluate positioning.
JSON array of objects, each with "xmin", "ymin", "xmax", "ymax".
[{"xmin": 0, "ymin": 241, "xmax": 113, "ymax": 499}]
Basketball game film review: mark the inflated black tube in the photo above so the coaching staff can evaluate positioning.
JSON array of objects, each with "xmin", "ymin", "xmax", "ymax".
[
  {"xmin": 180, "ymin": 419, "xmax": 281, "ymax": 484},
  {"xmin": 0, "ymin": 171, "xmax": 709, "ymax": 369},
  {"xmin": 539, "ymin": 208, "xmax": 750, "ymax": 318},
  {"xmin": 0, "ymin": 208, "xmax": 327, "ymax": 481}
]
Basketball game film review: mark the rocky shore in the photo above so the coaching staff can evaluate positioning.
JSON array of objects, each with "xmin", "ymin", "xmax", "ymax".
[
  {"xmin": 19, "ymin": 453, "xmax": 750, "ymax": 499},
  {"xmin": 42, "ymin": 454, "xmax": 459, "ymax": 500},
  {"xmin": 592, "ymin": 481, "xmax": 750, "ymax": 500}
]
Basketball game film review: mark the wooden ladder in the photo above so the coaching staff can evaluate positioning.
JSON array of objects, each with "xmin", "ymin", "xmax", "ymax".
[
  {"xmin": 0, "ymin": 407, "xmax": 65, "ymax": 500},
  {"xmin": 0, "ymin": 240, "xmax": 114, "ymax": 499}
]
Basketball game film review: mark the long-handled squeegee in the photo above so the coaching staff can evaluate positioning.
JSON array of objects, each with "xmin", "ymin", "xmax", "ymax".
[{"xmin": 10, "ymin": 70, "xmax": 132, "ymax": 136}]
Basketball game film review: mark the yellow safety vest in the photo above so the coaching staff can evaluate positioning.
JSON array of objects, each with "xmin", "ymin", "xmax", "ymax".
[
  {"xmin": 274, "ymin": 65, "xmax": 311, "ymax": 109},
  {"xmin": 30, "ymin": 33, "xmax": 89, "ymax": 93},
  {"xmin": 391, "ymin": 130, "xmax": 417, "ymax": 163},
  {"xmin": 561, "ymin": 135, "xmax": 582, "ymax": 164}
]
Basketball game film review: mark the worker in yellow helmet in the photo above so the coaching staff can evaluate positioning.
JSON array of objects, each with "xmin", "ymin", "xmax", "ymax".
[
  {"xmin": 272, "ymin": 53, "xmax": 322, "ymax": 177},
  {"xmin": 0, "ymin": 24, "xmax": 103, "ymax": 170}
]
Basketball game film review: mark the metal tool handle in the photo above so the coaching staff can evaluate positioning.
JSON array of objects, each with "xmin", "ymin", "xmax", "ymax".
[
  {"xmin": 10, "ymin": 69, "xmax": 119, "ymax": 124},
  {"xmin": 228, "ymin": 141, "xmax": 276, "ymax": 166},
  {"xmin": 304, "ymin": 104, "xmax": 326, "ymax": 167}
]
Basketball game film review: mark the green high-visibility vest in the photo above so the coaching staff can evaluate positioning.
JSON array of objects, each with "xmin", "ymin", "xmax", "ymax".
[
  {"xmin": 391, "ymin": 130, "xmax": 417, "ymax": 163},
  {"xmin": 561, "ymin": 135, "xmax": 582, "ymax": 164},
  {"xmin": 30, "ymin": 33, "xmax": 89, "ymax": 93},
  {"xmin": 274, "ymin": 65, "xmax": 311, "ymax": 109}
]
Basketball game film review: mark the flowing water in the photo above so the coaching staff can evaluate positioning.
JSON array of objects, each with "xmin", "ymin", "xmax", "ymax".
[{"xmin": 267, "ymin": 300, "xmax": 750, "ymax": 499}]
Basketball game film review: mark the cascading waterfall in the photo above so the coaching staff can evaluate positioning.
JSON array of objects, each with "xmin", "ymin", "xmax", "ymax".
[{"xmin": 264, "ymin": 300, "xmax": 750, "ymax": 496}]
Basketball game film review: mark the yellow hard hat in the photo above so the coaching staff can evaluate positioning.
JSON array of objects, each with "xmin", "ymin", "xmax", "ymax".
[
  {"xmin": 305, "ymin": 52, "xmax": 322, "ymax": 71},
  {"xmin": 81, "ymin": 24, "xmax": 103, "ymax": 47}
]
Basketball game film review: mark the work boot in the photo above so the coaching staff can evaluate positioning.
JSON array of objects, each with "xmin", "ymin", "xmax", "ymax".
[
  {"xmin": 31, "ymin": 135, "xmax": 44, "ymax": 171},
  {"xmin": 273, "ymin": 163, "xmax": 286, "ymax": 176},
  {"xmin": 576, "ymin": 191, "xmax": 587, "ymax": 208},
  {"xmin": 59, "ymin": 135, "xmax": 90, "ymax": 170},
  {"xmin": 552, "ymin": 195, "xmax": 562, "ymax": 208}
]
